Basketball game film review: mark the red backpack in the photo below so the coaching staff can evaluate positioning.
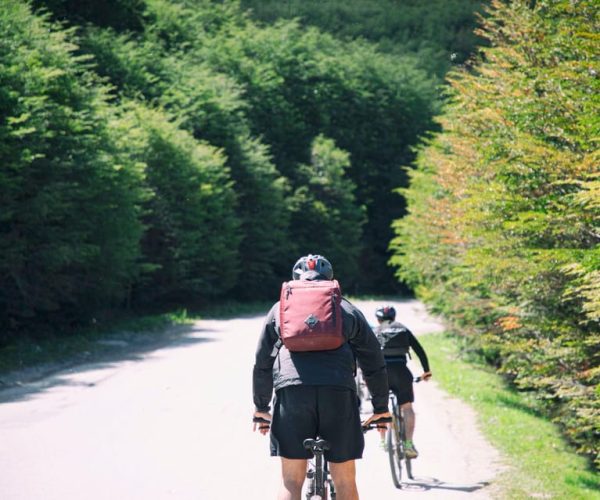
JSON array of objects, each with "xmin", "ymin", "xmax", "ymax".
[{"xmin": 279, "ymin": 279, "xmax": 344, "ymax": 352}]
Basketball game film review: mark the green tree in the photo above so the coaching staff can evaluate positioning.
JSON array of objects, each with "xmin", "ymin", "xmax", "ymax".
[
  {"xmin": 289, "ymin": 136, "xmax": 366, "ymax": 286},
  {"xmin": 241, "ymin": 0, "xmax": 486, "ymax": 77},
  {"xmin": 112, "ymin": 104, "xmax": 241, "ymax": 304},
  {"xmin": 199, "ymin": 19, "xmax": 439, "ymax": 291},
  {"xmin": 0, "ymin": 2, "xmax": 146, "ymax": 337},
  {"xmin": 391, "ymin": 0, "xmax": 599, "ymax": 467},
  {"xmin": 64, "ymin": 2, "xmax": 294, "ymax": 298}
]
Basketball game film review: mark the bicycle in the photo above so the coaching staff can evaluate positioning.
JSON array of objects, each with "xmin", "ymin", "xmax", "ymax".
[
  {"xmin": 252, "ymin": 418, "xmax": 336, "ymax": 499},
  {"xmin": 387, "ymin": 377, "xmax": 422, "ymax": 487},
  {"xmin": 360, "ymin": 377, "xmax": 423, "ymax": 488},
  {"xmin": 303, "ymin": 438, "xmax": 336, "ymax": 500}
]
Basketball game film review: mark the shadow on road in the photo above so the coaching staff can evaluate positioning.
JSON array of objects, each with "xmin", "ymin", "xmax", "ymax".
[
  {"xmin": 401, "ymin": 476, "xmax": 490, "ymax": 494},
  {"xmin": 0, "ymin": 322, "xmax": 220, "ymax": 405}
]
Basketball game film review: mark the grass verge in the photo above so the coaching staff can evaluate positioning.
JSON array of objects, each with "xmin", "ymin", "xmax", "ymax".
[{"xmin": 419, "ymin": 332, "xmax": 599, "ymax": 500}]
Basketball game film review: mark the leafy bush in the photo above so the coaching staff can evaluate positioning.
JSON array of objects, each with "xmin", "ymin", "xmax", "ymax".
[
  {"xmin": 0, "ymin": 2, "xmax": 146, "ymax": 337},
  {"xmin": 289, "ymin": 135, "xmax": 366, "ymax": 287},
  {"xmin": 241, "ymin": 0, "xmax": 485, "ymax": 77},
  {"xmin": 198, "ymin": 19, "xmax": 439, "ymax": 291},
  {"xmin": 391, "ymin": 0, "xmax": 599, "ymax": 467},
  {"xmin": 112, "ymin": 104, "xmax": 241, "ymax": 303}
]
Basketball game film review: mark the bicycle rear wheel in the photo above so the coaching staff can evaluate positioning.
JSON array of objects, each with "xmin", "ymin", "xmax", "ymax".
[{"xmin": 387, "ymin": 422, "xmax": 403, "ymax": 488}]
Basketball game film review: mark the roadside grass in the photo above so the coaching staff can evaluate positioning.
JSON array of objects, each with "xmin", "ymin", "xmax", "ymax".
[
  {"xmin": 0, "ymin": 300, "xmax": 272, "ymax": 378},
  {"xmin": 419, "ymin": 332, "xmax": 600, "ymax": 500}
]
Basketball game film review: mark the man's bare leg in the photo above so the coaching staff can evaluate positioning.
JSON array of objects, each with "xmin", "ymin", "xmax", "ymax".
[
  {"xmin": 278, "ymin": 458, "xmax": 307, "ymax": 500},
  {"xmin": 329, "ymin": 460, "xmax": 359, "ymax": 500},
  {"xmin": 401, "ymin": 402, "xmax": 416, "ymax": 441}
]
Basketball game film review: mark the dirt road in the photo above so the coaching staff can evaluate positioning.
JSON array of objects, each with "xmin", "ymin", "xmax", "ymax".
[{"xmin": 0, "ymin": 299, "xmax": 502, "ymax": 499}]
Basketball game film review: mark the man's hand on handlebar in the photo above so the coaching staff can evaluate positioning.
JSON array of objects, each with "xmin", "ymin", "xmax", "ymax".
[
  {"xmin": 362, "ymin": 411, "xmax": 392, "ymax": 438},
  {"xmin": 252, "ymin": 411, "xmax": 272, "ymax": 435}
]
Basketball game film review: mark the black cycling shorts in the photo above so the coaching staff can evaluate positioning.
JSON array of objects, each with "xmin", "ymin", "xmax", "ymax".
[
  {"xmin": 386, "ymin": 360, "xmax": 414, "ymax": 405},
  {"xmin": 270, "ymin": 385, "xmax": 364, "ymax": 463}
]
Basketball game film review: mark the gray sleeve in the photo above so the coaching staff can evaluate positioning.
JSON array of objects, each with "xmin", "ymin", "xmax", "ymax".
[{"xmin": 252, "ymin": 303, "xmax": 279, "ymax": 412}]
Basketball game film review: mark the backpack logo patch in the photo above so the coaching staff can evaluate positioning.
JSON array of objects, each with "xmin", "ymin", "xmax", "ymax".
[{"xmin": 304, "ymin": 314, "xmax": 319, "ymax": 329}]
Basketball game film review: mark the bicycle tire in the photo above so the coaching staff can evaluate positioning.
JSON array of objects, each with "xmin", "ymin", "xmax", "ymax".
[{"xmin": 387, "ymin": 417, "xmax": 403, "ymax": 488}]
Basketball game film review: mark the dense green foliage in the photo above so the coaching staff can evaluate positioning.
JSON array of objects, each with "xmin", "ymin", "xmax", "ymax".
[
  {"xmin": 193, "ymin": 19, "xmax": 439, "ymax": 290},
  {"xmin": 391, "ymin": 0, "xmax": 599, "ymax": 467},
  {"xmin": 2, "ymin": 0, "xmax": 452, "ymax": 335},
  {"xmin": 53, "ymin": 0, "xmax": 441, "ymax": 293},
  {"xmin": 288, "ymin": 135, "xmax": 366, "ymax": 283},
  {"xmin": 0, "ymin": 2, "xmax": 147, "ymax": 336},
  {"xmin": 241, "ymin": 0, "xmax": 486, "ymax": 77},
  {"xmin": 118, "ymin": 104, "xmax": 241, "ymax": 303}
]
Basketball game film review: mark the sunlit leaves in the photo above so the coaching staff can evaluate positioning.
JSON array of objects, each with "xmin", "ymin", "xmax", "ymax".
[{"xmin": 391, "ymin": 0, "xmax": 600, "ymax": 467}]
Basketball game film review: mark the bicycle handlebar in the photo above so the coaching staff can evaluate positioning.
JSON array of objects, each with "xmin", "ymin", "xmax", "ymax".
[
  {"xmin": 253, "ymin": 416, "xmax": 271, "ymax": 431},
  {"xmin": 361, "ymin": 416, "xmax": 392, "ymax": 432}
]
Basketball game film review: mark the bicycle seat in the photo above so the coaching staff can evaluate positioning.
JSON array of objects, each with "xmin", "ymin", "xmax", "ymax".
[{"xmin": 303, "ymin": 438, "xmax": 331, "ymax": 451}]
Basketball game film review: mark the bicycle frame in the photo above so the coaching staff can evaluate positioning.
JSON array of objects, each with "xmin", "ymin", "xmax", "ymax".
[
  {"xmin": 388, "ymin": 378, "xmax": 423, "ymax": 486},
  {"xmin": 359, "ymin": 376, "xmax": 424, "ymax": 487},
  {"xmin": 304, "ymin": 438, "xmax": 336, "ymax": 500}
]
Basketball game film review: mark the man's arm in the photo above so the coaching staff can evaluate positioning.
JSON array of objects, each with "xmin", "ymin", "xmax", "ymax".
[
  {"xmin": 408, "ymin": 330, "xmax": 431, "ymax": 374},
  {"xmin": 252, "ymin": 304, "xmax": 279, "ymax": 412},
  {"xmin": 345, "ymin": 301, "xmax": 389, "ymax": 414}
]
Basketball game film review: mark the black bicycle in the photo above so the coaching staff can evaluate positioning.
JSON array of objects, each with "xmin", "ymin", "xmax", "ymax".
[
  {"xmin": 386, "ymin": 377, "xmax": 422, "ymax": 487},
  {"xmin": 360, "ymin": 377, "xmax": 423, "ymax": 488},
  {"xmin": 303, "ymin": 438, "xmax": 335, "ymax": 500},
  {"xmin": 252, "ymin": 417, "xmax": 336, "ymax": 499}
]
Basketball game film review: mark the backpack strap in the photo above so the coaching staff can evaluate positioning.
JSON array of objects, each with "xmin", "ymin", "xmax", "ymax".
[
  {"xmin": 270, "ymin": 310, "xmax": 283, "ymax": 358},
  {"xmin": 270, "ymin": 338, "xmax": 283, "ymax": 358}
]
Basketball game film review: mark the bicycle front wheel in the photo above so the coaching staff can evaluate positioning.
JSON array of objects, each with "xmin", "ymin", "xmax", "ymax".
[{"xmin": 387, "ymin": 423, "xmax": 403, "ymax": 488}]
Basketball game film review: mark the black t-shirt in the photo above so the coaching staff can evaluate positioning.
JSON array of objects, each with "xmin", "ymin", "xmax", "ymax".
[{"xmin": 374, "ymin": 321, "xmax": 430, "ymax": 373}]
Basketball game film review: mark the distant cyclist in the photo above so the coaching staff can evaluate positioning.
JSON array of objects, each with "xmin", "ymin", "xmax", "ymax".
[
  {"xmin": 374, "ymin": 305, "xmax": 432, "ymax": 459},
  {"xmin": 252, "ymin": 254, "xmax": 391, "ymax": 500}
]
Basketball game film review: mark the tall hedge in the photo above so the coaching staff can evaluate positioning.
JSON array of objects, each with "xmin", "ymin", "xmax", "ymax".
[
  {"xmin": 197, "ymin": 19, "xmax": 439, "ymax": 292},
  {"xmin": 113, "ymin": 104, "xmax": 241, "ymax": 304},
  {"xmin": 49, "ymin": 0, "xmax": 440, "ymax": 293},
  {"xmin": 289, "ymin": 135, "xmax": 366, "ymax": 286},
  {"xmin": 391, "ymin": 0, "xmax": 599, "ymax": 467},
  {"xmin": 0, "ymin": 1, "xmax": 146, "ymax": 337},
  {"xmin": 67, "ymin": 5, "xmax": 294, "ymax": 299},
  {"xmin": 241, "ymin": 0, "xmax": 485, "ymax": 77}
]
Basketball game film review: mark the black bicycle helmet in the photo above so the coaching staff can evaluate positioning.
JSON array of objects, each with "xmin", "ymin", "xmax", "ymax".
[
  {"xmin": 292, "ymin": 254, "xmax": 334, "ymax": 280},
  {"xmin": 375, "ymin": 305, "xmax": 396, "ymax": 322}
]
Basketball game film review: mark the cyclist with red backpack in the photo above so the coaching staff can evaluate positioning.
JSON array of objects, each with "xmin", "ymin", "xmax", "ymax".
[
  {"xmin": 252, "ymin": 254, "xmax": 391, "ymax": 500},
  {"xmin": 374, "ymin": 305, "xmax": 432, "ymax": 459}
]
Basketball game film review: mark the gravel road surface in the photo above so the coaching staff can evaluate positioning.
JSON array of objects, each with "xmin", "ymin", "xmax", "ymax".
[{"xmin": 0, "ymin": 299, "xmax": 502, "ymax": 499}]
